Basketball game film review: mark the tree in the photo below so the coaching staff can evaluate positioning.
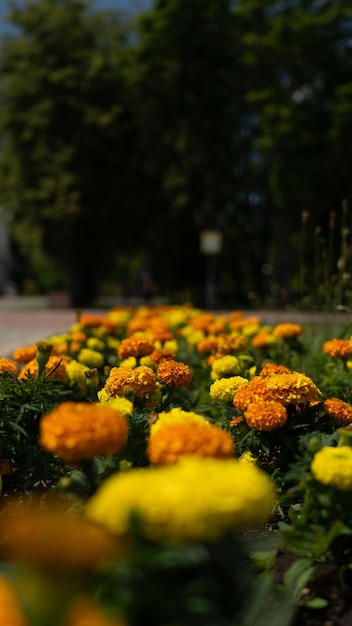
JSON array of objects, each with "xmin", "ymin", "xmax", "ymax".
[
  {"xmin": 130, "ymin": 0, "xmax": 248, "ymax": 304},
  {"xmin": 0, "ymin": 0, "xmax": 136, "ymax": 305}
]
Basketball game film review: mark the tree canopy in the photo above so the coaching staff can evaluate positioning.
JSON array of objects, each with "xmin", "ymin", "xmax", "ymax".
[{"xmin": 0, "ymin": 0, "xmax": 352, "ymax": 307}]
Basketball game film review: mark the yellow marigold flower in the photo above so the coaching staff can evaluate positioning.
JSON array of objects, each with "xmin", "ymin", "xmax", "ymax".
[
  {"xmin": 0, "ymin": 577, "xmax": 28, "ymax": 626},
  {"xmin": 244, "ymin": 400, "xmax": 288, "ymax": 431},
  {"xmin": 211, "ymin": 355, "xmax": 241, "ymax": 380},
  {"xmin": 157, "ymin": 360, "xmax": 193, "ymax": 387},
  {"xmin": 0, "ymin": 501, "xmax": 120, "ymax": 573},
  {"xmin": 184, "ymin": 328, "xmax": 206, "ymax": 347},
  {"xmin": 66, "ymin": 598, "xmax": 126, "ymax": 626},
  {"xmin": 311, "ymin": 446, "xmax": 352, "ymax": 490},
  {"xmin": 120, "ymin": 356, "xmax": 137, "ymax": 368},
  {"xmin": 39, "ymin": 402, "xmax": 128, "ymax": 462},
  {"xmin": 19, "ymin": 355, "xmax": 68, "ymax": 382},
  {"xmin": 0, "ymin": 357, "xmax": 18, "ymax": 376},
  {"xmin": 86, "ymin": 456, "xmax": 276, "ymax": 543},
  {"xmin": 209, "ymin": 376, "xmax": 249, "ymax": 403},
  {"xmin": 272, "ymin": 323, "xmax": 302, "ymax": 339},
  {"xmin": 118, "ymin": 336, "xmax": 154, "ymax": 360},
  {"xmin": 77, "ymin": 349, "xmax": 104, "ymax": 369},
  {"xmin": 12, "ymin": 345, "xmax": 37, "ymax": 363},
  {"xmin": 98, "ymin": 389, "xmax": 134, "ymax": 417},
  {"xmin": 324, "ymin": 398, "xmax": 352, "ymax": 426},
  {"xmin": 86, "ymin": 337, "xmax": 105, "ymax": 352},
  {"xmin": 106, "ymin": 337, "xmax": 120, "ymax": 351},
  {"xmin": 240, "ymin": 451, "xmax": 257, "ymax": 464},
  {"xmin": 65, "ymin": 360, "xmax": 89, "ymax": 394},
  {"xmin": 163, "ymin": 338, "xmax": 178, "ymax": 353},
  {"xmin": 241, "ymin": 322, "xmax": 261, "ymax": 337},
  {"xmin": 323, "ymin": 338, "xmax": 352, "ymax": 358},
  {"xmin": 147, "ymin": 409, "xmax": 235, "ymax": 464}
]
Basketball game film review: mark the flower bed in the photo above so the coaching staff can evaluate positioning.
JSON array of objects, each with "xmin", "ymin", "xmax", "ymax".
[{"xmin": 0, "ymin": 304, "xmax": 351, "ymax": 625}]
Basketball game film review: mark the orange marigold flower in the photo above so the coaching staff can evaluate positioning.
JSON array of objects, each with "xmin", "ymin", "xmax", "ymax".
[
  {"xmin": 12, "ymin": 345, "xmax": 37, "ymax": 363},
  {"xmin": 217, "ymin": 333, "xmax": 247, "ymax": 353},
  {"xmin": 157, "ymin": 360, "xmax": 193, "ymax": 387},
  {"xmin": 324, "ymin": 398, "xmax": 352, "ymax": 426},
  {"xmin": 0, "ymin": 500, "xmax": 120, "ymax": 573},
  {"xmin": 272, "ymin": 323, "xmax": 302, "ymax": 339},
  {"xmin": 196, "ymin": 337, "xmax": 219, "ymax": 354},
  {"xmin": 150, "ymin": 348, "xmax": 176, "ymax": 364},
  {"xmin": 79, "ymin": 314, "xmax": 106, "ymax": 328},
  {"xmin": 118, "ymin": 336, "xmax": 155, "ymax": 360},
  {"xmin": 244, "ymin": 400, "xmax": 288, "ymax": 431},
  {"xmin": 0, "ymin": 577, "xmax": 28, "ymax": 626},
  {"xmin": 133, "ymin": 365, "xmax": 158, "ymax": 397},
  {"xmin": 70, "ymin": 330, "xmax": 87, "ymax": 343},
  {"xmin": 259, "ymin": 363, "xmax": 292, "ymax": 377},
  {"xmin": 0, "ymin": 358, "xmax": 18, "ymax": 376},
  {"xmin": 233, "ymin": 377, "xmax": 270, "ymax": 411},
  {"xmin": 264, "ymin": 372, "xmax": 321, "ymax": 405},
  {"xmin": 230, "ymin": 416, "xmax": 245, "ymax": 427},
  {"xmin": 188, "ymin": 313, "xmax": 215, "ymax": 331},
  {"xmin": 18, "ymin": 355, "xmax": 68, "ymax": 382},
  {"xmin": 147, "ymin": 417, "xmax": 235, "ymax": 465},
  {"xmin": 251, "ymin": 331, "xmax": 277, "ymax": 349},
  {"xmin": 323, "ymin": 338, "xmax": 352, "ymax": 358},
  {"xmin": 39, "ymin": 401, "xmax": 128, "ymax": 462},
  {"xmin": 104, "ymin": 365, "xmax": 157, "ymax": 399},
  {"xmin": 233, "ymin": 371, "xmax": 320, "ymax": 409}
]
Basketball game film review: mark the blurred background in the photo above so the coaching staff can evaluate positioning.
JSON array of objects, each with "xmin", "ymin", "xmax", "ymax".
[{"xmin": 0, "ymin": 0, "xmax": 351, "ymax": 311}]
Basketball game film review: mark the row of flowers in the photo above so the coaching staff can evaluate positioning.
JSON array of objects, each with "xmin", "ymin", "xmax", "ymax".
[{"xmin": 0, "ymin": 304, "xmax": 352, "ymax": 625}]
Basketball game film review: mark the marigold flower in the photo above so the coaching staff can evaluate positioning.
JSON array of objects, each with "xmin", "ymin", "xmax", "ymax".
[
  {"xmin": 244, "ymin": 400, "xmax": 288, "ymax": 431},
  {"xmin": 104, "ymin": 365, "xmax": 157, "ymax": 399},
  {"xmin": 251, "ymin": 331, "xmax": 278, "ymax": 349},
  {"xmin": 118, "ymin": 336, "xmax": 155, "ymax": 360},
  {"xmin": 217, "ymin": 333, "xmax": 247, "ymax": 354},
  {"xmin": 211, "ymin": 355, "xmax": 241, "ymax": 380},
  {"xmin": 19, "ymin": 355, "xmax": 68, "ymax": 382},
  {"xmin": 147, "ymin": 408, "xmax": 235, "ymax": 464},
  {"xmin": 98, "ymin": 389, "xmax": 134, "ymax": 417},
  {"xmin": 86, "ymin": 337, "xmax": 105, "ymax": 352},
  {"xmin": 324, "ymin": 398, "xmax": 352, "ymax": 426},
  {"xmin": 39, "ymin": 402, "xmax": 128, "ymax": 462},
  {"xmin": 209, "ymin": 376, "xmax": 249, "ymax": 403},
  {"xmin": 188, "ymin": 313, "xmax": 215, "ymax": 331},
  {"xmin": 12, "ymin": 345, "xmax": 37, "ymax": 363},
  {"xmin": 77, "ymin": 348, "xmax": 104, "ymax": 369},
  {"xmin": 196, "ymin": 337, "xmax": 219, "ymax": 355},
  {"xmin": 311, "ymin": 446, "xmax": 352, "ymax": 490},
  {"xmin": 150, "ymin": 348, "xmax": 176, "ymax": 364},
  {"xmin": 157, "ymin": 360, "xmax": 193, "ymax": 387},
  {"xmin": 65, "ymin": 360, "xmax": 89, "ymax": 394},
  {"xmin": 259, "ymin": 363, "xmax": 292, "ymax": 377},
  {"xmin": 79, "ymin": 314, "xmax": 106, "ymax": 328},
  {"xmin": 233, "ymin": 377, "xmax": 270, "ymax": 411},
  {"xmin": 323, "ymin": 338, "xmax": 352, "ymax": 358},
  {"xmin": 0, "ymin": 501, "xmax": 120, "ymax": 572},
  {"xmin": 0, "ymin": 357, "xmax": 18, "ymax": 376},
  {"xmin": 86, "ymin": 456, "xmax": 276, "ymax": 543},
  {"xmin": 272, "ymin": 323, "xmax": 302, "ymax": 339},
  {"xmin": 0, "ymin": 577, "xmax": 27, "ymax": 626},
  {"xmin": 264, "ymin": 372, "xmax": 321, "ymax": 405}
]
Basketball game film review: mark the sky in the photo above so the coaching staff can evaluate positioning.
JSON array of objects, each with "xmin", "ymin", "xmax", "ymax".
[{"xmin": 0, "ymin": 0, "xmax": 150, "ymax": 33}]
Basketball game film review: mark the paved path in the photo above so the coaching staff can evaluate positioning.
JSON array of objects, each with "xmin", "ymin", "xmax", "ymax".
[{"xmin": 0, "ymin": 294, "xmax": 351, "ymax": 357}]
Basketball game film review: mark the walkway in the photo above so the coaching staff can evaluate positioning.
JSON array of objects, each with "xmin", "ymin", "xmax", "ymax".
[{"xmin": 0, "ymin": 294, "xmax": 350, "ymax": 357}]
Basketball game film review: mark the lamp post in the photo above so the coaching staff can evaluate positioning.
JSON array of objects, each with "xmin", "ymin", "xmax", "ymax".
[{"xmin": 200, "ymin": 230, "xmax": 222, "ymax": 309}]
